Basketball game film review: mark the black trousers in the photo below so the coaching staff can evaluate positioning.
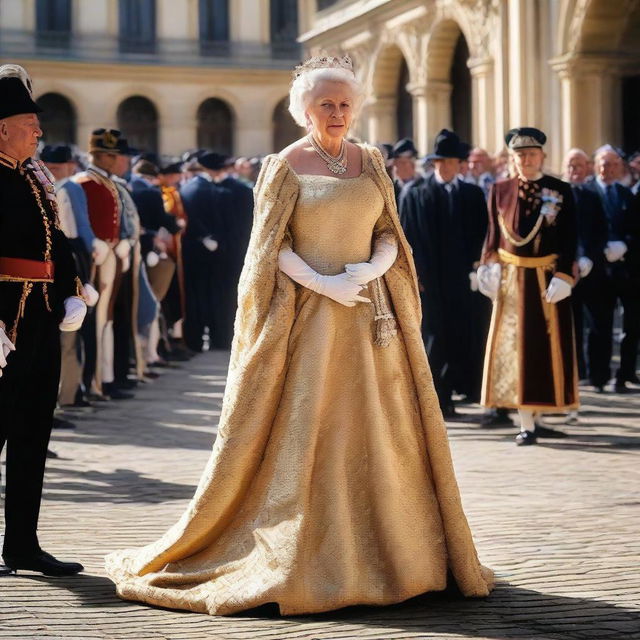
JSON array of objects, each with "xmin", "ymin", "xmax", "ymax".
[
  {"xmin": 0, "ymin": 294, "xmax": 60, "ymax": 557},
  {"xmin": 113, "ymin": 266, "xmax": 133, "ymax": 384}
]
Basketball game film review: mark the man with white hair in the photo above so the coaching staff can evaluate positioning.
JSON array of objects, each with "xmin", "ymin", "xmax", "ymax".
[
  {"xmin": 563, "ymin": 148, "xmax": 609, "ymax": 391},
  {"xmin": 465, "ymin": 147, "xmax": 494, "ymax": 198},
  {"xmin": 584, "ymin": 145, "xmax": 640, "ymax": 392},
  {"xmin": 0, "ymin": 65, "xmax": 86, "ymax": 575}
]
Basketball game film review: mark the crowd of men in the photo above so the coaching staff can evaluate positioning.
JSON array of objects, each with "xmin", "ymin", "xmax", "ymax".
[
  {"xmin": 379, "ymin": 133, "xmax": 640, "ymax": 426},
  {"xmin": 45, "ymin": 131, "xmax": 255, "ymax": 431}
]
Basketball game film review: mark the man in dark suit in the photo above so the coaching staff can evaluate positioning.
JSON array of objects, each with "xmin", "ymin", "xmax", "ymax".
[
  {"xmin": 400, "ymin": 129, "xmax": 490, "ymax": 416},
  {"xmin": 391, "ymin": 138, "xmax": 419, "ymax": 206},
  {"xmin": 584, "ymin": 146, "xmax": 640, "ymax": 392},
  {"xmin": 564, "ymin": 149, "xmax": 610, "ymax": 390},
  {"xmin": 180, "ymin": 152, "xmax": 230, "ymax": 351}
]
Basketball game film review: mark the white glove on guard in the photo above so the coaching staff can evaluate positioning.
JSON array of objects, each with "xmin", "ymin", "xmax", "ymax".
[
  {"xmin": 604, "ymin": 240, "xmax": 627, "ymax": 263},
  {"xmin": 578, "ymin": 256, "xmax": 593, "ymax": 278},
  {"xmin": 59, "ymin": 297, "xmax": 88, "ymax": 332},
  {"xmin": 545, "ymin": 276, "xmax": 572, "ymax": 304},
  {"xmin": 115, "ymin": 238, "xmax": 131, "ymax": 260},
  {"xmin": 81, "ymin": 282, "xmax": 99, "ymax": 307},
  {"xmin": 92, "ymin": 238, "xmax": 110, "ymax": 266},
  {"xmin": 146, "ymin": 251, "xmax": 160, "ymax": 268},
  {"xmin": 202, "ymin": 236, "xmax": 219, "ymax": 252},
  {"xmin": 469, "ymin": 271, "xmax": 479, "ymax": 291},
  {"xmin": 0, "ymin": 326, "xmax": 16, "ymax": 377},
  {"xmin": 477, "ymin": 263, "xmax": 502, "ymax": 301},
  {"xmin": 279, "ymin": 248, "xmax": 371, "ymax": 308}
]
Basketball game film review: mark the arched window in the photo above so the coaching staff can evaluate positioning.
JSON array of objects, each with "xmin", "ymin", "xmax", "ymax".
[
  {"xmin": 450, "ymin": 34, "xmax": 471, "ymax": 145},
  {"xmin": 119, "ymin": 0, "xmax": 156, "ymax": 54},
  {"xmin": 117, "ymin": 96, "xmax": 159, "ymax": 152},
  {"xmin": 272, "ymin": 98, "xmax": 302, "ymax": 152},
  {"xmin": 36, "ymin": 92, "xmax": 76, "ymax": 144},
  {"xmin": 199, "ymin": 0, "xmax": 229, "ymax": 55},
  {"xmin": 197, "ymin": 98, "xmax": 233, "ymax": 154},
  {"xmin": 396, "ymin": 58, "xmax": 413, "ymax": 141},
  {"xmin": 270, "ymin": 0, "xmax": 299, "ymax": 58},
  {"xmin": 36, "ymin": 0, "xmax": 71, "ymax": 49}
]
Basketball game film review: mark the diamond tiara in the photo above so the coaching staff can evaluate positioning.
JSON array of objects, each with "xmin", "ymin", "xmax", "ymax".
[{"xmin": 293, "ymin": 55, "xmax": 354, "ymax": 79}]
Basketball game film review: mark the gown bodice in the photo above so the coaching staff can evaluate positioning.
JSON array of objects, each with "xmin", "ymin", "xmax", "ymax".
[{"xmin": 290, "ymin": 173, "xmax": 384, "ymax": 275}]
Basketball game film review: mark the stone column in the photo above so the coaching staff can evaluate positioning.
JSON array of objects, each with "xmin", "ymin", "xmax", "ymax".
[
  {"xmin": 468, "ymin": 57, "xmax": 495, "ymax": 151},
  {"xmin": 366, "ymin": 96, "xmax": 396, "ymax": 145}
]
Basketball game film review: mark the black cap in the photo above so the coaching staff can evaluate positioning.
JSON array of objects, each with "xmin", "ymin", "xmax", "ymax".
[
  {"xmin": 505, "ymin": 127, "xmax": 547, "ymax": 150},
  {"xmin": 391, "ymin": 138, "xmax": 418, "ymax": 158},
  {"xmin": 426, "ymin": 129, "xmax": 466, "ymax": 160},
  {"xmin": 159, "ymin": 161, "xmax": 183, "ymax": 175},
  {"xmin": 89, "ymin": 128, "xmax": 122, "ymax": 153},
  {"xmin": 459, "ymin": 142, "xmax": 472, "ymax": 161},
  {"xmin": 116, "ymin": 137, "xmax": 138, "ymax": 157},
  {"xmin": 41, "ymin": 144, "xmax": 73, "ymax": 163},
  {"xmin": 199, "ymin": 151, "xmax": 226, "ymax": 171},
  {"xmin": 0, "ymin": 77, "xmax": 43, "ymax": 120}
]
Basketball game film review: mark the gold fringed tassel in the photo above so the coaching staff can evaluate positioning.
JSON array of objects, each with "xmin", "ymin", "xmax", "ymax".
[
  {"xmin": 75, "ymin": 276, "xmax": 84, "ymax": 299},
  {"xmin": 9, "ymin": 281, "xmax": 33, "ymax": 343},
  {"xmin": 371, "ymin": 277, "xmax": 397, "ymax": 347},
  {"xmin": 43, "ymin": 282, "xmax": 52, "ymax": 312}
]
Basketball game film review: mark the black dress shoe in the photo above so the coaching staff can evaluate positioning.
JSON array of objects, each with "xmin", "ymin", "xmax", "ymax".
[
  {"xmin": 626, "ymin": 375, "xmax": 640, "ymax": 385},
  {"xmin": 515, "ymin": 430, "xmax": 537, "ymax": 446},
  {"xmin": 46, "ymin": 449, "xmax": 59, "ymax": 459},
  {"xmin": 102, "ymin": 383, "xmax": 134, "ymax": 400},
  {"xmin": 3, "ymin": 551, "xmax": 84, "ymax": 576},
  {"xmin": 0, "ymin": 563, "xmax": 15, "ymax": 576},
  {"xmin": 614, "ymin": 381, "xmax": 635, "ymax": 394},
  {"xmin": 114, "ymin": 378, "xmax": 138, "ymax": 390},
  {"xmin": 52, "ymin": 417, "xmax": 76, "ymax": 430},
  {"xmin": 534, "ymin": 424, "xmax": 568, "ymax": 438}
]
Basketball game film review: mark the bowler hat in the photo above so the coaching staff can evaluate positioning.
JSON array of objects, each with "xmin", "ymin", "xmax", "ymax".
[
  {"xmin": 159, "ymin": 161, "xmax": 183, "ymax": 175},
  {"xmin": 0, "ymin": 76, "xmax": 43, "ymax": 120},
  {"xmin": 426, "ymin": 129, "xmax": 466, "ymax": 160},
  {"xmin": 199, "ymin": 152, "xmax": 226, "ymax": 171},
  {"xmin": 41, "ymin": 144, "xmax": 73, "ymax": 164},
  {"xmin": 505, "ymin": 127, "xmax": 546, "ymax": 150},
  {"xmin": 392, "ymin": 138, "xmax": 418, "ymax": 158}
]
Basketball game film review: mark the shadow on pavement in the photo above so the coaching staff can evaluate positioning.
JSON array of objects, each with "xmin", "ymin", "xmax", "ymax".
[{"xmin": 235, "ymin": 583, "xmax": 638, "ymax": 639}]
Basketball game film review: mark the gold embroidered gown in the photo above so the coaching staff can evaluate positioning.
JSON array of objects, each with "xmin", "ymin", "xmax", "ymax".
[{"xmin": 105, "ymin": 147, "xmax": 493, "ymax": 616}]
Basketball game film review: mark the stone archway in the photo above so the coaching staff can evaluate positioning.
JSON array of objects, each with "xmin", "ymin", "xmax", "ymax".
[
  {"xmin": 554, "ymin": 0, "xmax": 640, "ymax": 154},
  {"xmin": 272, "ymin": 97, "xmax": 303, "ymax": 152},
  {"xmin": 196, "ymin": 98, "xmax": 234, "ymax": 155},
  {"xmin": 36, "ymin": 92, "xmax": 77, "ymax": 144},
  {"xmin": 367, "ymin": 44, "xmax": 412, "ymax": 145},
  {"xmin": 117, "ymin": 96, "xmax": 159, "ymax": 153}
]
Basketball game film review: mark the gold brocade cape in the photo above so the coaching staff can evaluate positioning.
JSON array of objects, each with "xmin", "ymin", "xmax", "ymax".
[{"xmin": 105, "ymin": 145, "xmax": 493, "ymax": 613}]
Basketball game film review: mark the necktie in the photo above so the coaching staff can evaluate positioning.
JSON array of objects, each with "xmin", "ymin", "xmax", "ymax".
[{"xmin": 606, "ymin": 184, "xmax": 617, "ymax": 211}]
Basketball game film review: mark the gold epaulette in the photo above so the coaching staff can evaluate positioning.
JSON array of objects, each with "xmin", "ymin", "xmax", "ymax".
[{"xmin": 0, "ymin": 151, "xmax": 18, "ymax": 170}]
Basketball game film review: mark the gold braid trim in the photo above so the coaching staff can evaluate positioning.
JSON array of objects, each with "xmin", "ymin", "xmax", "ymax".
[
  {"xmin": 371, "ymin": 277, "xmax": 397, "ymax": 347},
  {"xmin": 497, "ymin": 210, "xmax": 544, "ymax": 248},
  {"xmin": 9, "ymin": 282, "xmax": 33, "ymax": 344},
  {"xmin": 25, "ymin": 174, "xmax": 53, "ymax": 312}
]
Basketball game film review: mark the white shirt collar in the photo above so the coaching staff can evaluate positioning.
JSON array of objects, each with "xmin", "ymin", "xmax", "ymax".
[
  {"xmin": 88, "ymin": 163, "xmax": 110, "ymax": 179},
  {"xmin": 434, "ymin": 173, "xmax": 458, "ymax": 188}
]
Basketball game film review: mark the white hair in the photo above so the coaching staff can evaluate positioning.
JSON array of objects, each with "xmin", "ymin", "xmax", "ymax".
[
  {"xmin": 0, "ymin": 64, "xmax": 33, "ymax": 94},
  {"xmin": 288, "ymin": 67, "xmax": 365, "ymax": 128}
]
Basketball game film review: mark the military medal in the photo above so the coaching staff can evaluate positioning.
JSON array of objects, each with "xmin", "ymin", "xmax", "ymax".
[{"xmin": 307, "ymin": 134, "xmax": 347, "ymax": 174}]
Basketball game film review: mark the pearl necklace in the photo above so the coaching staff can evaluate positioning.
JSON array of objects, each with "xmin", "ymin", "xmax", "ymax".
[{"xmin": 307, "ymin": 134, "xmax": 347, "ymax": 175}]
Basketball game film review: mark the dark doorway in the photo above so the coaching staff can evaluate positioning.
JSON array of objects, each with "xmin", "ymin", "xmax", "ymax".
[
  {"xmin": 117, "ymin": 96, "xmax": 159, "ymax": 152},
  {"xmin": 396, "ymin": 58, "xmax": 413, "ymax": 142},
  {"xmin": 197, "ymin": 98, "xmax": 233, "ymax": 154},
  {"xmin": 36, "ymin": 92, "xmax": 76, "ymax": 144},
  {"xmin": 622, "ymin": 75, "xmax": 640, "ymax": 154},
  {"xmin": 273, "ymin": 98, "xmax": 302, "ymax": 152},
  {"xmin": 450, "ymin": 33, "xmax": 471, "ymax": 144}
]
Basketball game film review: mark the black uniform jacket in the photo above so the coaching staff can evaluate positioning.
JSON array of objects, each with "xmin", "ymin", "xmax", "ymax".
[{"xmin": 0, "ymin": 153, "xmax": 79, "ymax": 332}]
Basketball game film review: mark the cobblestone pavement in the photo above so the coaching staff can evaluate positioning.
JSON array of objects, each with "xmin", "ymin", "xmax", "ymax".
[{"xmin": 1, "ymin": 350, "xmax": 639, "ymax": 640}]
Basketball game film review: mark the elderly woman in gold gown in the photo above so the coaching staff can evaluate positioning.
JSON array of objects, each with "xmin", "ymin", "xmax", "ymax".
[{"xmin": 105, "ymin": 56, "xmax": 494, "ymax": 616}]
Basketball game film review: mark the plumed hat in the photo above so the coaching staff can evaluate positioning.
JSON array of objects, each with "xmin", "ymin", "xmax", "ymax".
[
  {"xmin": 117, "ymin": 137, "xmax": 138, "ymax": 157},
  {"xmin": 199, "ymin": 151, "xmax": 226, "ymax": 171},
  {"xmin": 89, "ymin": 128, "xmax": 122, "ymax": 154},
  {"xmin": 0, "ymin": 76, "xmax": 43, "ymax": 120},
  {"xmin": 391, "ymin": 138, "xmax": 418, "ymax": 158},
  {"xmin": 40, "ymin": 144, "xmax": 73, "ymax": 163},
  {"xmin": 505, "ymin": 127, "xmax": 547, "ymax": 150},
  {"xmin": 426, "ymin": 129, "xmax": 466, "ymax": 160}
]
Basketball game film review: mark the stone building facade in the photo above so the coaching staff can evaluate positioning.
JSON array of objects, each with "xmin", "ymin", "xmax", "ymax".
[
  {"xmin": 0, "ymin": 0, "xmax": 304, "ymax": 157},
  {"xmin": 299, "ymin": 0, "xmax": 640, "ymax": 172}
]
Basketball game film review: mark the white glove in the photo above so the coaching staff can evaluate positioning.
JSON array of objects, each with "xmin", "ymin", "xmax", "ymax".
[
  {"xmin": 469, "ymin": 271, "xmax": 479, "ymax": 291},
  {"xmin": 59, "ymin": 297, "xmax": 87, "ymax": 332},
  {"xmin": 121, "ymin": 253, "xmax": 130, "ymax": 273},
  {"xmin": 345, "ymin": 236, "xmax": 398, "ymax": 285},
  {"xmin": 115, "ymin": 238, "xmax": 131, "ymax": 260},
  {"xmin": 92, "ymin": 238, "xmax": 110, "ymax": 266},
  {"xmin": 604, "ymin": 240, "xmax": 627, "ymax": 263},
  {"xmin": 279, "ymin": 248, "xmax": 371, "ymax": 307},
  {"xmin": 477, "ymin": 263, "xmax": 502, "ymax": 301},
  {"xmin": 202, "ymin": 236, "xmax": 219, "ymax": 252},
  {"xmin": 146, "ymin": 251, "xmax": 160, "ymax": 268},
  {"xmin": 81, "ymin": 282, "xmax": 99, "ymax": 307},
  {"xmin": 544, "ymin": 276, "xmax": 572, "ymax": 304},
  {"xmin": 0, "ymin": 326, "xmax": 16, "ymax": 376},
  {"xmin": 578, "ymin": 256, "xmax": 593, "ymax": 278}
]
